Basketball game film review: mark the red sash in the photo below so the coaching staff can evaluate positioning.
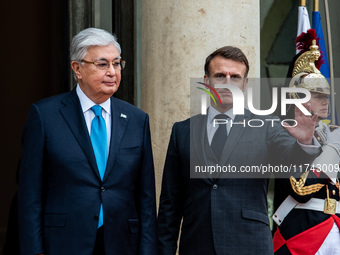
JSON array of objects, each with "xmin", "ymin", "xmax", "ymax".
[{"xmin": 273, "ymin": 215, "xmax": 340, "ymax": 255}]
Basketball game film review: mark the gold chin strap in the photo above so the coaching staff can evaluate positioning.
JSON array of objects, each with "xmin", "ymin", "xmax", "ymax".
[{"xmin": 290, "ymin": 171, "xmax": 325, "ymax": 196}]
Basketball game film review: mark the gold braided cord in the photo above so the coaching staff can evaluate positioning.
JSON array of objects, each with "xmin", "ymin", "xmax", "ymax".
[{"xmin": 289, "ymin": 171, "xmax": 325, "ymax": 196}]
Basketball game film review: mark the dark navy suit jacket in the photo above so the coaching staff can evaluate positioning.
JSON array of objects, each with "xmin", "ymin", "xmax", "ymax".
[
  {"xmin": 18, "ymin": 88, "xmax": 157, "ymax": 255},
  {"xmin": 158, "ymin": 110, "xmax": 318, "ymax": 255}
]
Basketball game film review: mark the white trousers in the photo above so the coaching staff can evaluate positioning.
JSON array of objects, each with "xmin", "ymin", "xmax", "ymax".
[{"xmin": 316, "ymin": 223, "xmax": 340, "ymax": 255}]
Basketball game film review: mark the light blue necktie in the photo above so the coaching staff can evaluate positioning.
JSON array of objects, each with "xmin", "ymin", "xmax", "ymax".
[{"xmin": 90, "ymin": 105, "xmax": 107, "ymax": 228}]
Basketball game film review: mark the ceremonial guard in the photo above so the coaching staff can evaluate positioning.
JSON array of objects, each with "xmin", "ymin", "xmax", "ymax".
[{"xmin": 273, "ymin": 30, "xmax": 340, "ymax": 254}]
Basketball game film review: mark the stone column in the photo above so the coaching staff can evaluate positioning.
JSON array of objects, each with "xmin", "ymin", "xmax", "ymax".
[
  {"xmin": 140, "ymin": 0, "xmax": 260, "ymax": 199},
  {"xmin": 69, "ymin": 0, "xmax": 94, "ymax": 89}
]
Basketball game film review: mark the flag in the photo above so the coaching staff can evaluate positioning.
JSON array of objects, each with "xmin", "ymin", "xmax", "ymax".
[
  {"xmin": 312, "ymin": 11, "xmax": 330, "ymax": 78},
  {"xmin": 297, "ymin": 5, "xmax": 311, "ymax": 54},
  {"xmin": 312, "ymin": 10, "xmax": 338, "ymax": 124}
]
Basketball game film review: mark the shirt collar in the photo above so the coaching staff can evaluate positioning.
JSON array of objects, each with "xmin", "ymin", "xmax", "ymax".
[
  {"xmin": 76, "ymin": 84, "xmax": 111, "ymax": 115},
  {"xmin": 208, "ymin": 105, "xmax": 235, "ymax": 124}
]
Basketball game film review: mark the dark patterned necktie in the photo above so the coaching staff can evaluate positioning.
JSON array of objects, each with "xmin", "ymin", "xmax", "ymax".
[{"xmin": 211, "ymin": 114, "xmax": 229, "ymax": 160}]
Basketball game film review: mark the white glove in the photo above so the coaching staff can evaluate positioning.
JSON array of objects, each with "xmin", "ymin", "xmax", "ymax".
[{"xmin": 323, "ymin": 123, "xmax": 340, "ymax": 151}]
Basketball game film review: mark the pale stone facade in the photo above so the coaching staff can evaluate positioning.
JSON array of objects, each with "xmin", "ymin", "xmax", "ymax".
[{"xmin": 140, "ymin": 0, "xmax": 261, "ymax": 199}]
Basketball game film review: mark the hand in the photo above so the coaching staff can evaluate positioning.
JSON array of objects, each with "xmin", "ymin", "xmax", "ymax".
[
  {"xmin": 323, "ymin": 123, "xmax": 340, "ymax": 150},
  {"xmin": 285, "ymin": 103, "xmax": 318, "ymax": 145}
]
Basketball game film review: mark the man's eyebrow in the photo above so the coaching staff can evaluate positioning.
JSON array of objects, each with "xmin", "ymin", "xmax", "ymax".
[
  {"xmin": 230, "ymin": 72, "xmax": 242, "ymax": 77},
  {"xmin": 96, "ymin": 56, "xmax": 121, "ymax": 61},
  {"xmin": 212, "ymin": 72, "xmax": 242, "ymax": 77},
  {"xmin": 213, "ymin": 72, "xmax": 226, "ymax": 77}
]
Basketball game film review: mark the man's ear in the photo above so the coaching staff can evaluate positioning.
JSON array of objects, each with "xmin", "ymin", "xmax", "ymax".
[
  {"xmin": 71, "ymin": 61, "xmax": 82, "ymax": 80},
  {"xmin": 242, "ymin": 77, "xmax": 248, "ymax": 91},
  {"xmin": 204, "ymin": 75, "xmax": 210, "ymax": 85}
]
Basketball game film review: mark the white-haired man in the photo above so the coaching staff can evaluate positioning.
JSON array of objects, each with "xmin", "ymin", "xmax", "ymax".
[{"xmin": 18, "ymin": 28, "xmax": 157, "ymax": 255}]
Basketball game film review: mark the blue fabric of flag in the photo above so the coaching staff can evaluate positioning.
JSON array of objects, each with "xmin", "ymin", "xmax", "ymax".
[{"xmin": 312, "ymin": 11, "xmax": 338, "ymax": 124}]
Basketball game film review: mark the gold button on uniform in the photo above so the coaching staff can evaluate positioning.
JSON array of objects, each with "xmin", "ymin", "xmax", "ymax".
[{"xmin": 333, "ymin": 190, "xmax": 336, "ymax": 195}]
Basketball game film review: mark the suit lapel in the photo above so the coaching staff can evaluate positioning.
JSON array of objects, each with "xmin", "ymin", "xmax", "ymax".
[
  {"xmin": 103, "ymin": 97, "xmax": 129, "ymax": 181},
  {"xmin": 59, "ymin": 89, "xmax": 100, "ymax": 180},
  {"xmin": 191, "ymin": 115, "xmax": 209, "ymax": 167},
  {"xmin": 190, "ymin": 115, "xmax": 214, "ymax": 181}
]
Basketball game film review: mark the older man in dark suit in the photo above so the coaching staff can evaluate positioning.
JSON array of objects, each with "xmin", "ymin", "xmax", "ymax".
[
  {"xmin": 18, "ymin": 28, "xmax": 157, "ymax": 255},
  {"xmin": 157, "ymin": 46, "xmax": 319, "ymax": 255}
]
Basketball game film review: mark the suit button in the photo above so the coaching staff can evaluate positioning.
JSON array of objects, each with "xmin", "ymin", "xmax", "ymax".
[
  {"xmin": 94, "ymin": 216, "xmax": 99, "ymax": 221},
  {"xmin": 213, "ymin": 184, "xmax": 218, "ymax": 190},
  {"xmin": 101, "ymin": 187, "xmax": 105, "ymax": 192}
]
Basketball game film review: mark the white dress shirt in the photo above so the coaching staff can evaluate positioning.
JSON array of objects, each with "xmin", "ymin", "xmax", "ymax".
[
  {"xmin": 207, "ymin": 106, "xmax": 234, "ymax": 145},
  {"xmin": 76, "ymin": 85, "xmax": 111, "ymax": 156},
  {"xmin": 206, "ymin": 105, "xmax": 320, "ymax": 153}
]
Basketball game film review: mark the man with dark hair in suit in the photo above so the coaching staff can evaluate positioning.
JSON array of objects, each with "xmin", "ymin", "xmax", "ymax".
[
  {"xmin": 17, "ymin": 28, "xmax": 157, "ymax": 255},
  {"xmin": 157, "ymin": 46, "xmax": 320, "ymax": 255}
]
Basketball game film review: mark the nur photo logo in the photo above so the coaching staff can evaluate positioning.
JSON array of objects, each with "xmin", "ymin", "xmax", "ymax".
[{"xmin": 196, "ymin": 82, "xmax": 312, "ymax": 116}]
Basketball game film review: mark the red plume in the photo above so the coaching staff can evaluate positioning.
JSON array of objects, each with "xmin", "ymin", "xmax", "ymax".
[{"xmin": 295, "ymin": 28, "xmax": 324, "ymax": 70}]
